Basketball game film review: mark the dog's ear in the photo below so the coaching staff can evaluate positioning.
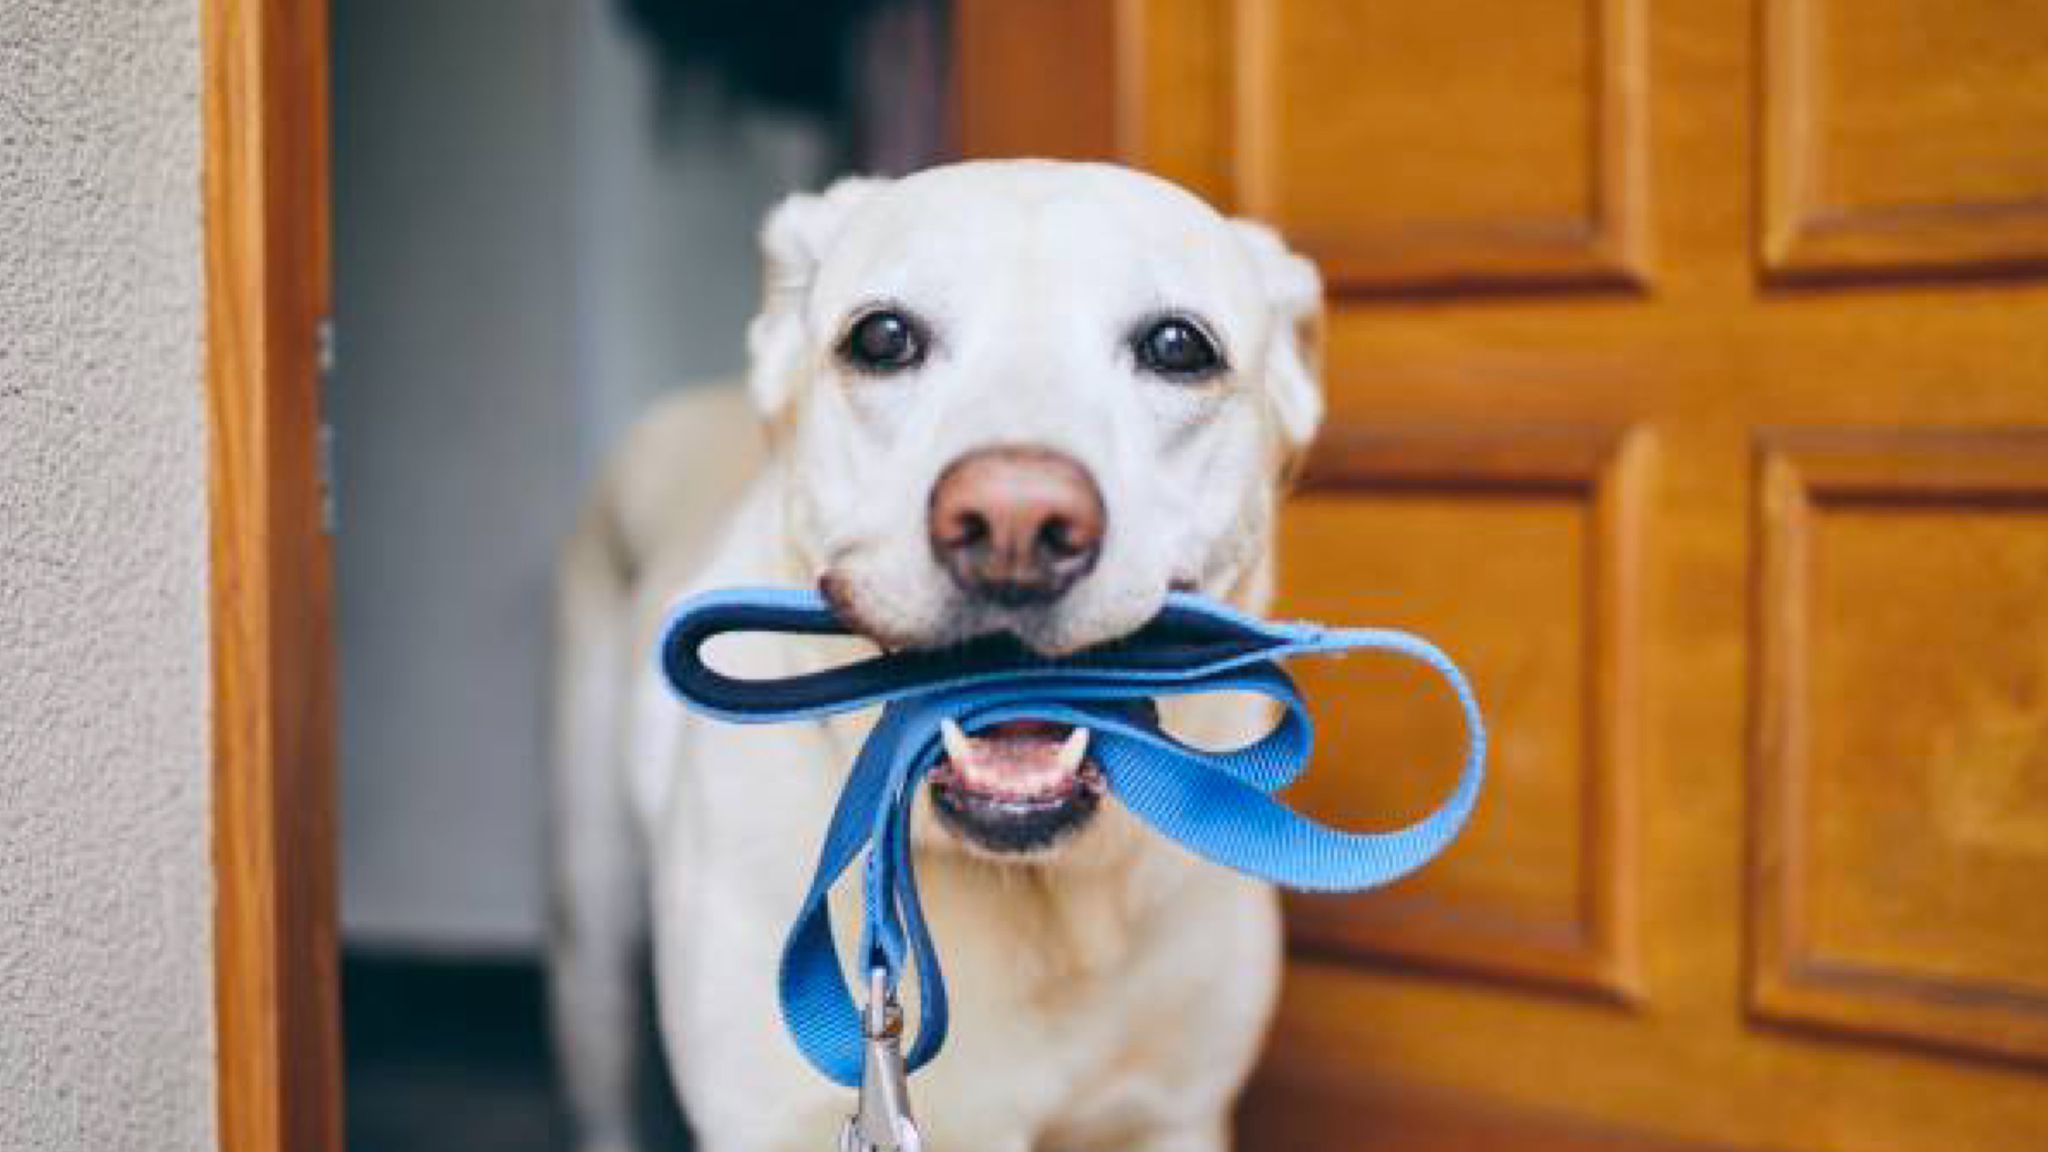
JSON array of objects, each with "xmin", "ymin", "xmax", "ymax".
[
  {"xmin": 1230, "ymin": 219, "xmax": 1325, "ymax": 457},
  {"xmin": 747, "ymin": 177, "xmax": 887, "ymax": 421}
]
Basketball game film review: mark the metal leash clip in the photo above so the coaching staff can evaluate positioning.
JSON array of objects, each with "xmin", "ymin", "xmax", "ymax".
[{"xmin": 838, "ymin": 968, "xmax": 923, "ymax": 1152}]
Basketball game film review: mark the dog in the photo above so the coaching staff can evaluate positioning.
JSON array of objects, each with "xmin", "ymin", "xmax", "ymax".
[{"xmin": 550, "ymin": 160, "xmax": 1325, "ymax": 1152}]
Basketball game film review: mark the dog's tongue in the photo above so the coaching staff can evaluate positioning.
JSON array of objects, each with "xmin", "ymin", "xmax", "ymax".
[{"xmin": 938, "ymin": 720, "xmax": 1090, "ymax": 799}]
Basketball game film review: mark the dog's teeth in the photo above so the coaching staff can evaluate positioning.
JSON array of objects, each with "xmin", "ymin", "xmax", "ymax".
[
  {"xmin": 1056, "ymin": 728, "xmax": 1090, "ymax": 773},
  {"xmin": 940, "ymin": 718, "xmax": 974, "ymax": 766}
]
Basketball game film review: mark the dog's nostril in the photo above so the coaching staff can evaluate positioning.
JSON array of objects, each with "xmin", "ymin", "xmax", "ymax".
[
  {"xmin": 1038, "ymin": 517, "xmax": 1080, "ymax": 559},
  {"xmin": 954, "ymin": 511, "xmax": 991, "ymax": 549}
]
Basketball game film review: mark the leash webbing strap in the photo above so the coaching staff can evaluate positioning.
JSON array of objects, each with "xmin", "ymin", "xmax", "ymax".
[{"xmin": 657, "ymin": 586, "xmax": 1487, "ymax": 1088}]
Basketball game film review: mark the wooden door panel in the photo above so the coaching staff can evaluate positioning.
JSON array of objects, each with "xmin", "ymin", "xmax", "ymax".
[
  {"xmin": 1763, "ymin": 0, "xmax": 2048, "ymax": 277},
  {"xmin": 1755, "ymin": 432, "xmax": 2048, "ymax": 1063},
  {"xmin": 1238, "ymin": 1061, "xmax": 1731, "ymax": 1152},
  {"xmin": 1232, "ymin": 0, "xmax": 1647, "ymax": 290},
  {"xmin": 956, "ymin": 0, "xmax": 2048, "ymax": 1147},
  {"xmin": 1278, "ymin": 428, "xmax": 1644, "ymax": 998}
]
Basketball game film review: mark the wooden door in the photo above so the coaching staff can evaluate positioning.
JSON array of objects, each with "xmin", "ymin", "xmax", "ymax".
[
  {"xmin": 958, "ymin": 2, "xmax": 2048, "ymax": 1149},
  {"xmin": 207, "ymin": 0, "xmax": 342, "ymax": 1149}
]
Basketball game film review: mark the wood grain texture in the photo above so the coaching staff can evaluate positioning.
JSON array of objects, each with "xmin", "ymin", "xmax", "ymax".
[
  {"xmin": 1752, "ymin": 431, "xmax": 2048, "ymax": 1064},
  {"xmin": 1278, "ymin": 425, "xmax": 1648, "ymax": 1001},
  {"xmin": 1239, "ymin": 1046, "xmax": 1756, "ymax": 1152},
  {"xmin": 206, "ymin": 0, "xmax": 340, "ymax": 1149},
  {"xmin": 962, "ymin": 0, "xmax": 2048, "ymax": 1148},
  {"xmin": 952, "ymin": 0, "xmax": 1122, "ymax": 160},
  {"xmin": 1228, "ymin": 0, "xmax": 1649, "ymax": 293},
  {"xmin": 1761, "ymin": 0, "xmax": 2048, "ymax": 280}
]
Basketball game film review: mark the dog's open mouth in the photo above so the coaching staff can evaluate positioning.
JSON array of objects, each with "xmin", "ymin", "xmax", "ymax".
[{"xmin": 928, "ymin": 719, "xmax": 1105, "ymax": 855}]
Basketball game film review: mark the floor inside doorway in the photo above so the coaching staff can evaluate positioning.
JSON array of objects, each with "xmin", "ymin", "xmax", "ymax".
[{"xmin": 344, "ymin": 951, "xmax": 689, "ymax": 1152}]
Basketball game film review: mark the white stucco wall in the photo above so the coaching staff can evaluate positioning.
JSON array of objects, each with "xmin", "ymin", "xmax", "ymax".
[{"xmin": 0, "ymin": 1, "xmax": 216, "ymax": 1150}]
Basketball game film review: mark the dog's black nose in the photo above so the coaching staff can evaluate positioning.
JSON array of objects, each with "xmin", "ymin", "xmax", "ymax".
[{"xmin": 928, "ymin": 446, "xmax": 1105, "ymax": 607}]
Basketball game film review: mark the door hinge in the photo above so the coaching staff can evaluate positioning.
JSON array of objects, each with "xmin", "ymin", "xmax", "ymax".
[{"xmin": 316, "ymin": 316, "xmax": 338, "ymax": 535}]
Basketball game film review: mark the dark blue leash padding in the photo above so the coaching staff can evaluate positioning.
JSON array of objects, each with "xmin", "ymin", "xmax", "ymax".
[{"xmin": 657, "ymin": 586, "xmax": 1486, "ymax": 1088}]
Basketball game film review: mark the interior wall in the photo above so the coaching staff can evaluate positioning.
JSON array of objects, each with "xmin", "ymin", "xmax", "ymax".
[
  {"xmin": 332, "ymin": 0, "xmax": 580, "ymax": 953},
  {"xmin": 333, "ymin": 0, "xmax": 827, "ymax": 952},
  {"xmin": 0, "ymin": 1, "xmax": 216, "ymax": 1149}
]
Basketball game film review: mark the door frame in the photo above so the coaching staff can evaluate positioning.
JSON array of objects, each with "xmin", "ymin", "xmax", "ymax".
[{"xmin": 205, "ymin": 0, "xmax": 341, "ymax": 1149}]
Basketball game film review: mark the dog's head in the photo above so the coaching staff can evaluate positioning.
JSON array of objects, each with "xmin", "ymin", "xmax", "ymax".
[{"xmin": 748, "ymin": 161, "xmax": 1324, "ymax": 858}]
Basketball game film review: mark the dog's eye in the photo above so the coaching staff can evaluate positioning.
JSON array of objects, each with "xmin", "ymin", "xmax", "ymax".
[
  {"xmin": 840, "ymin": 310, "xmax": 927, "ymax": 374},
  {"xmin": 1134, "ymin": 317, "xmax": 1224, "ymax": 381}
]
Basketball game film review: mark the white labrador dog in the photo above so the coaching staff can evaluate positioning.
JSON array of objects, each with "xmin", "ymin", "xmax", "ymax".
[{"xmin": 551, "ymin": 160, "xmax": 1324, "ymax": 1152}]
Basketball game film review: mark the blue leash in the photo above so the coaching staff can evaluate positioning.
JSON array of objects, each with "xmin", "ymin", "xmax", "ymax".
[{"xmin": 657, "ymin": 586, "xmax": 1486, "ymax": 1095}]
